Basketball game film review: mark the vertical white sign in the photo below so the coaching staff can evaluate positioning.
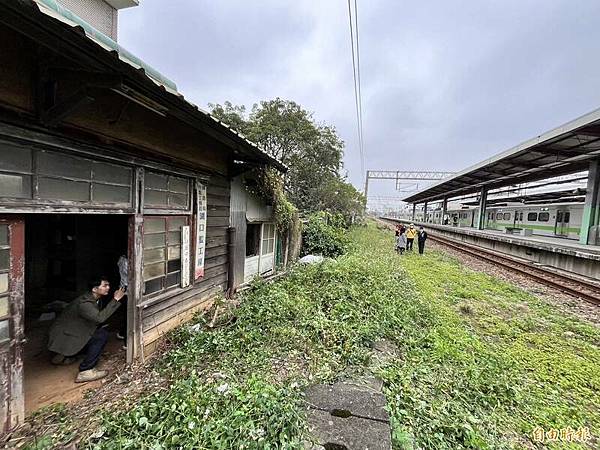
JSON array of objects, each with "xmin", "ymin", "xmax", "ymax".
[
  {"xmin": 181, "ymin": 225, "xmax": 190, "ymax": 288},
  {"xmin": 195, "ymin": 183, "xmax": 208, "ymax": 279}
]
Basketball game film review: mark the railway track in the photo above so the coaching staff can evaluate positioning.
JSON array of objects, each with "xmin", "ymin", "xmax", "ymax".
[{"xmin": 380, "ymin": 218, "xmax": 600, "ymax": 306}]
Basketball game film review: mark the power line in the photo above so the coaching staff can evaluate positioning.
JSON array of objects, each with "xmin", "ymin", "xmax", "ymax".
[
  {"xmin": 353, "ymin": 0, "xmax": 365, "ymax": 178},
  {"xmin": 347, "ymin": 0, "xmax": 365, "ymax": 185}
]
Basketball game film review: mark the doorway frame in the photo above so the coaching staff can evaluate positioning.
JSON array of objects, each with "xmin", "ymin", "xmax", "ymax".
[{"xmin": 0, "ymin": 217, "xmax": 25, "ymax": 433}]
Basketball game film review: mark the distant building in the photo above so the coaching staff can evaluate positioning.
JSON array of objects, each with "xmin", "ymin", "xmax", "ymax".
[{"xmin": 45, "ymin": 0, "xmax": 139, "ymax": 41}]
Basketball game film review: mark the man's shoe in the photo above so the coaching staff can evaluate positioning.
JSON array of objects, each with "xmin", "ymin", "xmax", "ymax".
[{"xmin": 75, "ymin": 368, "xmax": 108, "ymax": 383}]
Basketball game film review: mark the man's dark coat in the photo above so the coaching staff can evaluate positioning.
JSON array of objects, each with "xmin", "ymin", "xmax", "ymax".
[{"xmin": 48, "ymin": 292, "xmax": 121, "ymax": 356}]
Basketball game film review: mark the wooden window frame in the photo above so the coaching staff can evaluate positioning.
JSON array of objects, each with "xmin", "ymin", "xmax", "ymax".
[
  {"xmin": 0, "ymin": 144, "xmax": 135, "ymax": 212},
  {"xmin": 142, "ymin": 170, "xmax": 191, "ymax": 213},
  {"xmin": 142, "ymin": 215, "xmax": 191, "ymax": 298}
]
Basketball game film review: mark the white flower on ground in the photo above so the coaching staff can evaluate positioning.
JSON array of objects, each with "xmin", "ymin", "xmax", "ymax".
[{"xmin": 216, "ymin": 383, "xmax": 230, "ymax": 394}]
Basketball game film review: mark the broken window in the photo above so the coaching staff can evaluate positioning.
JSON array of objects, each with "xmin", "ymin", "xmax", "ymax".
[
  {"xmin": 246, "ymin": 224, "xmax": 261, "ymax": 257},
  {"xmin": 143, "ymin": 216, "xmax": 189, "ymax": 295},
  {"xmin": 143, "ymin": 171, "xmax": 190, "ymax": 210}
]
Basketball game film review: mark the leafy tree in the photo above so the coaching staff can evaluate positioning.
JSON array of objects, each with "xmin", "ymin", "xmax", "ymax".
[
  {"xmin": 208, "ymin": 98, "xmax": 364, "ymax": 223},
  {"xmin": 208, "ymin": 101, "xmax": 250, "ymax": 135}
]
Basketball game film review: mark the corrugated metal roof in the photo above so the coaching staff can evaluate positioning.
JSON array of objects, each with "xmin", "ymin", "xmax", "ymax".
[{"xmin": 404, "ymin": 108, "xmax": 600, "ymax": 203}]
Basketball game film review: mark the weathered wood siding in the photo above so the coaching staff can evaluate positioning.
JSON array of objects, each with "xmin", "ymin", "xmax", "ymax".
[{"xmin": 140, "ymin": 175, "xmax": 230, "ymax": 349}]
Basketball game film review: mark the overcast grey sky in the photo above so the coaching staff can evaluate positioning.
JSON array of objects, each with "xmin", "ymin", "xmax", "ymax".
[{"xmin": 119, "ymin": 1, "xmax": 600, "ymax": 202}]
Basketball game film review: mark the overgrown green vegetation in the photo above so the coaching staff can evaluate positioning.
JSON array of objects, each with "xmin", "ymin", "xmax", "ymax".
[
  {"xmin": 244, "ymin": 166, "xmax": 297, "ymax": 232},
  {"xmin": 27, "ymin": 223, "xmax": 599, "ymax": 449},
  {"xmin": 301, "ymin": 211, "xmax": 349, "ymax": 257}
]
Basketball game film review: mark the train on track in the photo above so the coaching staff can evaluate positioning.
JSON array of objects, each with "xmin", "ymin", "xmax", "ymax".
[{"xmin": 411, "ymin": 201, "xmax": 584, "ymax": 240}]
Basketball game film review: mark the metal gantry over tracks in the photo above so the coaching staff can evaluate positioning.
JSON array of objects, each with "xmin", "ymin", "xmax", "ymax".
[{"xmin": 364, "ymin": 170, "xmax": 455, "ymax": 202}]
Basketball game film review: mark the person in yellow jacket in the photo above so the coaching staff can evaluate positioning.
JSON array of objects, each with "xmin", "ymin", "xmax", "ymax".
[{"xmin": 406, "ymin": 223, "xmax": 418, "ymax": 251}]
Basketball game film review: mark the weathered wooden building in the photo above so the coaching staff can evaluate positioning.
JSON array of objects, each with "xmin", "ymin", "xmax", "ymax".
[{"xmin": 0, "ymin": 0, "xmax": 286, "ymax": 432}]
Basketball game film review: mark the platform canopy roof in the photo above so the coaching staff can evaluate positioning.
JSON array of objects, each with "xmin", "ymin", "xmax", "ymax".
[{"xmin": 404, "ymin": 108, "xmax": 600, "ymax": 203}]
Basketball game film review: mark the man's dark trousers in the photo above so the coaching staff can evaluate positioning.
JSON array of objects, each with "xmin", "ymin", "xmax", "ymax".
[
  {"xmin": 79, "ymin": 327, "xmax": 108, "ymax": 371},
  {"xmin": 407, "ymin": 238, "xmax": 414, "ymax": 251},
  {"xmin": 418, "ymin": 241, "xmax": 425, "ymax": 254}
]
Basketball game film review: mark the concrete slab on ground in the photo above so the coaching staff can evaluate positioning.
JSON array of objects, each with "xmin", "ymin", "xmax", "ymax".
[{"xmin": 305, "ymin": 379, "xmax": 392, "ymax": 450}]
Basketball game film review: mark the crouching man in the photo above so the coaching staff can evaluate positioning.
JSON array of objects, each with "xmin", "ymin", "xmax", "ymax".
[{"xmin": 48, "ymin": 276, "xmax": 125, "ymax": 383}]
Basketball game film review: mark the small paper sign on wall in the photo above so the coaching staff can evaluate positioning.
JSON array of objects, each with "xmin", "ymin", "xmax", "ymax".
[
  {"xmin": 195, "ymin": 183, "xmax": 208, "ymax": 279},
  {"xmin": 181, "ymin": 225, "xmax": 190, "ymax": 288}
]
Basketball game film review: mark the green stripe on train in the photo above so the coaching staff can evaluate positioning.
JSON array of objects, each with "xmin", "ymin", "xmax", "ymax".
[{"xmin": 487, "ymin": 222, "xmax": 580, "ymax": 233}]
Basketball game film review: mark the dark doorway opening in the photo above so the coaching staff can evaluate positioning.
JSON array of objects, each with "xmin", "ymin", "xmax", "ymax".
[{"xmin": 23, "ymin": 214, "xmax": 129, "ymax": 413}]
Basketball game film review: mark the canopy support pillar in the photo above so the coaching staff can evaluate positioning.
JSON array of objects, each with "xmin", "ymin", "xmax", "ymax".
[
  {"xmin": 477, "ymin": 188, "xmax": 488, "ymax": 230},
  {"xmin": 580, "ymin": 159, "xmax": 600, "ymax": 244}
]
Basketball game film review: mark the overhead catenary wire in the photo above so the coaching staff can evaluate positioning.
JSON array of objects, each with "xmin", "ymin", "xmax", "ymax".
[
  {"xmin": 347, "ymin": 0, "xmax": 365, "ymax": 186},
  {"xmin": 353, "ymin": 0, "xmax": 365, "ymax": 179}
]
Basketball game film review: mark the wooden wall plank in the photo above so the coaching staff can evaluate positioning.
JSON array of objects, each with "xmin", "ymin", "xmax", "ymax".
[
  {"xmin": 142, "ymin": 278, "xmax": 226, "ymax": 332},
  {"xmin": 205, "ymin": 245, "xmax": 228, "ymax": 259}
]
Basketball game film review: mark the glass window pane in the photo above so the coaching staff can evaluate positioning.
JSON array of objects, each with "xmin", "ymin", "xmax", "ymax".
[
  {"xmin": 565, "ymin": 212, "xmax": 570, "ymax": 223},
  {"xmin": 0, "ymin": 249, "xmax": 8, "ymax": 270},
  {"xmin": 167, "ymin": 217, "xmax": 187, "ymax": 231},
  {"xmin": 93, "ymin": 162, "xmax": 131, "ymax": 185},
  {"xmin": 167, "ymin": 259, "xmax": 181, "ymax": 273},
  {"xmin": 143, "ymin": 247, "xmax": 165, "ymax": 264},
  {"xmin": 38, "ymin": 177, "xmax": 89, "ymax": 202},
  {"xmin": 0, "ymin": 174, "xmax": 32, "ymax": 198},
  {"xmin": 0, "ymin": 225, "xmax": 7, "ymax": 246},
  {"xmin": 145, "ymin": 172, "xmax": 168, "ymax": 190},
  {"xmin": 167, "ymin": 231, "xmax": 181, "ymax": 245},
  {"xmin": 539, "ymin": 212, "xmax": 549, "ymax": 222},
  {"xmin": 143, "ymin": 233, "xmax": 165, "ymax": 249},
  {"xmin": 527, "ymin": 213, "xmax": 537, "ymax": 222},
  {"xmin": 0, "ymin": 146, "xmax": 32, "ymax": 172},
  {"xmin": 93, "ymin": 183, "xmax": 131, "ymax": 204},
  {"xmin": 165, "ymin": 272, "xmax": 180, "ymax": 288},
  {"xmin": 144, "ymin": 217, "xmax": 166, "ymax": 233},
  {"xmin": 0, "ymin": 296, "xmax": 8, "ymax": 318},
  {"xmin": 38, "ymin": 151, "xmax": 91, "ymax": 180},
  {"xmin": 144, "ymin": 278, "xmax": 163, "ymax": 295},
  {"xmin": 0, "ymin": 273, "xmax": 7, "ymax": 294},
  {"xmin": 169, "ymin": 176, "xmax": 189, "ymax": 193},
  {"xmin": 167, "ymin": 245, "xmax": 181, "ymax": 260},
  {"xmin": 144, "ymin": 189, "xmax": 168, "ymax": 206},
  {"xmin": 169, "ymin": 193, "xmax": 188, "ymax": 208},
  {"xmin": 143, "ymin": 262, "xmax": 165, "ymax": 279},
  {"xmin": 0, "ymin": 320, "xmax": 8, "ymax": 342}
]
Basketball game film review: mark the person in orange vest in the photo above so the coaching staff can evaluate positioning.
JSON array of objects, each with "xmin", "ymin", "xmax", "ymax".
[{"xmin": 406, "ymin": 223, "xmax": 417, "ymax": 251}]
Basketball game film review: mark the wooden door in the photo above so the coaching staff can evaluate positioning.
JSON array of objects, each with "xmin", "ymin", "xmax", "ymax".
[{"xmin": 0, "ymin": 219, "xmax": 25, "ymax": 434}]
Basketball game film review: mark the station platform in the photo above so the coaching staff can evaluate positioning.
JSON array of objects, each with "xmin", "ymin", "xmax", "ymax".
[{"xmin": 385, "ymin": 218, "xmax": 600, "ymax": 279}]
